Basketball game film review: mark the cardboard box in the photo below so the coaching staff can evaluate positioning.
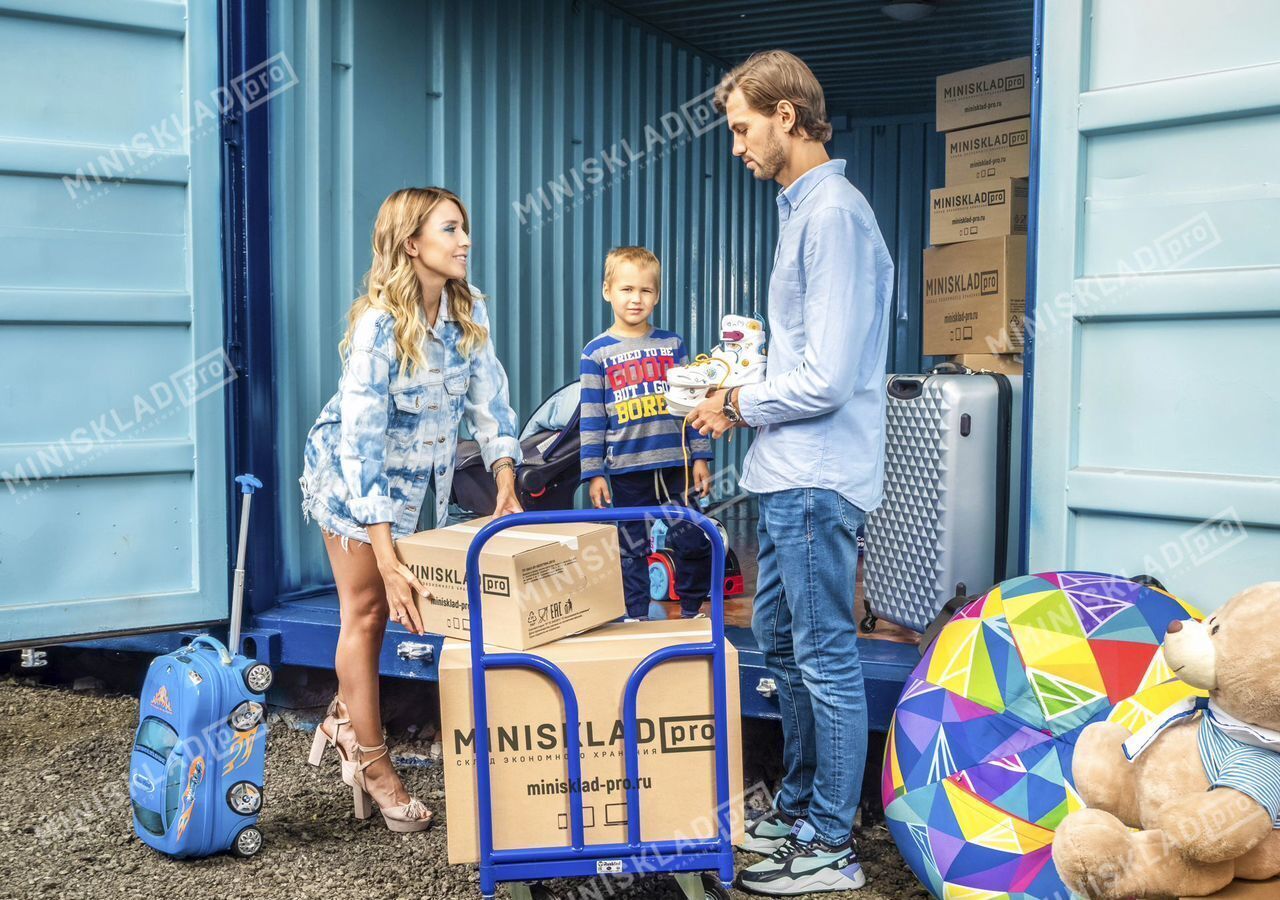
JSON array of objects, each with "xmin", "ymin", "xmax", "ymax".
[
  {"xmin": 945, "ymin": 117, "xmax": 1032, "ymax": 186},
  {"xmin": 950, "ymin": 353, "xmax": 1024, "ymax": 376},
  {"xmin": 930, "ymin": 178, "xmax": 1028, "ymax": 245},
  {"xmin": 1183, "ymin": 879, "xmax": 1280, "ymax": 900},
  {"xmin": 923, "ymin": 236, "xmax": 1026, "ymax": 356},
  {"xmin": 440, "ymin": 619, "xmax": 745, "ymax": 864},
  {"xmin": 936, "ymin": 56, "xmax": 1031, "ymax": 132},
  {"xmin": 396, "ymin": 516, "xmax": 625, "ymax": 650}
]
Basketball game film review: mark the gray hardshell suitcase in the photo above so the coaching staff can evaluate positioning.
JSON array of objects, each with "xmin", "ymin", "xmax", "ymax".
[{"xmin": 862, "ymin": 367, "xmax": 1020, "ymax": 634}]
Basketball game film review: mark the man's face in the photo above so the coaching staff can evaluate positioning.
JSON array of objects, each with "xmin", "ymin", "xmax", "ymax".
[{"xmin": 725, "ymin": 88, "xmax": 788, "ymax": 182}]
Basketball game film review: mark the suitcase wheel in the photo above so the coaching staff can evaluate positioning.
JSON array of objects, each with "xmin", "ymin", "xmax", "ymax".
[
  {"xmin": 859, "ymin": 614, "xmax": 878, "ymax": 634},
  {"xmin": 231, "ymin": 825, "xmax": 262, "ymax": 858},
  {"xmin": 243, "ymin": 663, "xmax": 273, "ymax": 694}
]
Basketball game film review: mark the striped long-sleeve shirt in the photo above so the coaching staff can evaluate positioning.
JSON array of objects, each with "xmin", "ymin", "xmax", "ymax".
[{"xmin": 579, "ymin": 328, "xmax": 712, "ymax": 479}]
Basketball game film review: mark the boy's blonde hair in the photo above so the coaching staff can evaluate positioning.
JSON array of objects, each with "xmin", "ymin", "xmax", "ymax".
[
  {"xmin": 713, "ymin": 50, "xmax": 832, "ymax": 143},
  {"xmin": 603, "ymin": 246, "xmax": 661, "ymax": 289}
]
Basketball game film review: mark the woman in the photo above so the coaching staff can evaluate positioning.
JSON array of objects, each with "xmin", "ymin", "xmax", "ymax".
[{"xmin": 298, "ymin": 187, "xmax": 523, "ymax": 832}]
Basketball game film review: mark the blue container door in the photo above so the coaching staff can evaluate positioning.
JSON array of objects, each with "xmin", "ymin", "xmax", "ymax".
[
  {"xmin": 0, "ymin": 1, "xmax": 230, "ymax": 644},
  {"xmin": 1029, "ymin": 0, "xmax": 1280, "ymax": 610}
]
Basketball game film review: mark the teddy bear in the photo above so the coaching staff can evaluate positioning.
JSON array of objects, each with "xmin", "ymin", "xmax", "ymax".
[{"xmin": 1053, "ymin": 582, "xmax": 1280, "ymax": 899}]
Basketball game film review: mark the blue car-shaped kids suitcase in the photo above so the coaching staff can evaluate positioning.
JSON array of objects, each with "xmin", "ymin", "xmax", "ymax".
[{"xmin": 129, "ymin": 474, "xmax": 273, "ymax": 858}]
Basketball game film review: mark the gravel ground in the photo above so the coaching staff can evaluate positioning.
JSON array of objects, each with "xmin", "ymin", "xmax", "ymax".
[{"xmin": 0, "ymin": 660, "xmax": 928, "ymax": 900}]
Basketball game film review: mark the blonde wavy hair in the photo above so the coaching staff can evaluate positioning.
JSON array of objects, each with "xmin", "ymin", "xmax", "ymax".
[{"xmin": 340, "ymin": 187, "xmax": 488, "ymax": 375}]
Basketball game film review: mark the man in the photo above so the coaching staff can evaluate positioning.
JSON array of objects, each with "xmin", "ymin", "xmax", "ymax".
[{"xmin": 690, "ymin": 50, "xmax": 894, "ymax": 895}]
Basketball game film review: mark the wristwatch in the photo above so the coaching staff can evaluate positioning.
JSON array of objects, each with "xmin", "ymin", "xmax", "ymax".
[{"xmin": 722, "ymin": 387, "xmax": 743, "ymax": 425}]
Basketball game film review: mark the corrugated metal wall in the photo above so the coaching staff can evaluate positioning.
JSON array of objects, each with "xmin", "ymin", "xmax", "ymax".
[
  {"xmin": 269, "ymin": 0, "xmax": 779, "ymax": 597},
  {"xmin": 832, "ymin": 117, "xmax": 946, "ymax": 373}
]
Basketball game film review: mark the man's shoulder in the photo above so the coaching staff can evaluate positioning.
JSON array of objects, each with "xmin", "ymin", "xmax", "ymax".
[{"xmin": 807, "ymin": 180, "xmax": 885, "ymax": 244}]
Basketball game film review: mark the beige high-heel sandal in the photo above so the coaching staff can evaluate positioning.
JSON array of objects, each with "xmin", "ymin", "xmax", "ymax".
[
  {"xmin": 307, "ymin": 696, "xmax": 357, "ymax": 786},
  {"xmin": 350, "ymin": 741, "xmax": 433, "ymax": 833}
]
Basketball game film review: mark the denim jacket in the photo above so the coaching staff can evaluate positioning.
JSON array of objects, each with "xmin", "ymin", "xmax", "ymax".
[{"xmin": 300, "ymin": 288, "xmax": 522, "ymax": 544}]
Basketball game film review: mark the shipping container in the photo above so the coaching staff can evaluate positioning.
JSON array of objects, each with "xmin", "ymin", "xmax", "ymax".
[{"xmin": 2, "ymin": 0, "xmax": 1277, "ymax": 726}]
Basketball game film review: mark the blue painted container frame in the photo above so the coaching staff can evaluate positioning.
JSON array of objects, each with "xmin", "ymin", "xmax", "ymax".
[
  {"xmin": 1018, "ymin": 0, "xmax": 1046, "ymax": 575},
  {"xmin": 464, "ymin": 507, "xmax": 734, "ymax": 898},
  {"xmin": 220, "ymin": 0, "xmax": 280, "ymax": 617}
]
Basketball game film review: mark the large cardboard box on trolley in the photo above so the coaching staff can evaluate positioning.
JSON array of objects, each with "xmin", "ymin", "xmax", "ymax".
[
  {"xmin": 945, "ymin": 117, "xmax": 1031, "ymax": 185},
  {"xmin": 935, "ymin": 56, "xmax": 1031, "ymax": 132},
  {"xmin": 930, "ymin": 178, "xmax": 1028, "ymax": 245},
  {"xmin": 395, "ymin": 516, "xmax": 625, "ymax": 650},
  {"xmin": 440, "ymin": 619, "xmax": 745, "ymax": 865},
  {"xmin": 923, "ymin": 236, "xmax": 1027, "ymax": 356}
]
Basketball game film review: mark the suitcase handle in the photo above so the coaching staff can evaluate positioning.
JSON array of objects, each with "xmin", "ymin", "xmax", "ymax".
[
  {"xmin": 188, "ymin": 635, "xmax": 234, "ymax": 666},
  {"xmin": 887, "ymin": 377, "xmax": 923, "ymax": 400}
]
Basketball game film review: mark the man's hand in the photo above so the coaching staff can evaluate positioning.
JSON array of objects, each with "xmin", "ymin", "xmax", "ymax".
[
  {"xmin": 691, "ymin": 459, "xmax": 713, "ymax": 498},
  {"xmin": 589, "ymin": 476, "xmax": 612, "ymax": 509},
  {"xmin": 689, "ymin": 389, "xmax": 738, "ymax": 439}
]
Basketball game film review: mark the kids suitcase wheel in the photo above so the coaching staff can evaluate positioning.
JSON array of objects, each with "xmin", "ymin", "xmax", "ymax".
[
  {"xmin": 231, "ymin": 825, "xmax": 263, "ymax": 857},
  {"xmin": 648, "ymin": 550, "xmax": 677, "ymax": 602},
  {"xmin": 859, "ymin": 614, "xmax": 878, "ymax": 634},
  {"xmin": 243, "ymin": 663, "xmax": 273, "ymax": 694}
]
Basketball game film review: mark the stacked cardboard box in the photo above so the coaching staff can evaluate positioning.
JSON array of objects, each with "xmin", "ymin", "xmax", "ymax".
[
  {"xmin": 924, "ymin": 57, "xmax": 1032, "ymax": 370},
  {"xmin": 395, "ymin": 516, "xmax": 743, "ymax": 864}
]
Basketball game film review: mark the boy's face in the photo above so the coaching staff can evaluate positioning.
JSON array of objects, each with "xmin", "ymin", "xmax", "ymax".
[{"xmin": 603, "ymin": 261, "xmax": 659, "ymax": 327}]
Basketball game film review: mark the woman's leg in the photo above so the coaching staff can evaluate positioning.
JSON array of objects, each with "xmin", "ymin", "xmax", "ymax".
[{"xmin": 322, "ymin": 530, "xmax": 416, "ymax": 807}]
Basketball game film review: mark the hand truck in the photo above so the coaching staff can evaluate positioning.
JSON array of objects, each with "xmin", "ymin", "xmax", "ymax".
[{"xmin": 464, "ymin": 507, "xmax": 735, "ymax": 900}]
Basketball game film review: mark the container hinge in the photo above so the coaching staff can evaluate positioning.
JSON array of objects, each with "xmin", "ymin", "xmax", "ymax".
[{"xmin": 222, "ymin": 110, "xmax": 242, "ymax": 148}]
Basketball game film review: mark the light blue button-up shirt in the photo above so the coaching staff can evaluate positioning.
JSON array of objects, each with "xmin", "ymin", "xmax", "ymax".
[{"xmin": 737, "ymin": 159, "xmax": 894, "ymax": 512}]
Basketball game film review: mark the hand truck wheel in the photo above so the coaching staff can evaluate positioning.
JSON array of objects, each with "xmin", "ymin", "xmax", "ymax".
[
  {"xmin": 672, "ymin": 873, "xmax": 732, "ymax": 900},
  {"xmin": 527, "ymin": 884, "xmax": 566, "ymax": 900},
  {"xmin": 701, "ymin": 874, "xmax": 732, "ymax": 900}
]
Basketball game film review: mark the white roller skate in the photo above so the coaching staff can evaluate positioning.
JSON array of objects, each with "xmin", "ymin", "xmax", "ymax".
[{"xmin": 665, "ymin": 314, "xmax": 767, "ymax": 418}]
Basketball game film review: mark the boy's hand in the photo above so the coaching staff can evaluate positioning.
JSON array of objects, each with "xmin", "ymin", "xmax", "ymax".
[
  {"xmin": 692, "ymin": 460, "xmax": 712, "ymax": 498},
  {"xmin": 589, "ymin": 476, "xmax": 612, "ymax": 509}
]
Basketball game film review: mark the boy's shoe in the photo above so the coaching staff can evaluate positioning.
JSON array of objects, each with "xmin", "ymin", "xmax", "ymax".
[
  {"xmin": 679, "ymin": 597, "xmax": 708, "ymax": 619},
  {"xmin": 665, "ymin": 314, "xmax": 767, "ymax": 418},
  {"xmin": 738, "ymin": 821, "xmax": 866, "ymax": 896},
  {"xmin": 738, "ymin": 808, "xmax": 800, "ymax": 854}
]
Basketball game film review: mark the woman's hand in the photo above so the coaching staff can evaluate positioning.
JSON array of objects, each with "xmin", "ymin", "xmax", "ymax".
[
  {"xmin": 692, "ymin": 460, "xmax": 713, "ymax": 498},
  {"xmin": 492, "ymin": 458, "xmax": 523, "ymax": 518},
  {"xmin": 375, "ymin": 551, "xmax": 427, "ymax": 634},
  {"xmin": 589, "ymin": 476, "xmax": 612, "ymax": 509}
]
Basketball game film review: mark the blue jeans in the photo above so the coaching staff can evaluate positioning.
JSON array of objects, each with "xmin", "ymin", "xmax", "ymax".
[{"xmin": 752, "ymin": 488, "xmax": 868, "ymax": 847}]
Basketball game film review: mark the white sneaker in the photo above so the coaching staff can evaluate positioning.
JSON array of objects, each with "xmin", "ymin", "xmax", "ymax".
[{"xmin": 665, "ymin": 315, "xmax": 767, "ymax": 418}]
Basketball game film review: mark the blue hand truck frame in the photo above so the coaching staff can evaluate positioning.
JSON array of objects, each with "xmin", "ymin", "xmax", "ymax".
[{"xmin": 464, "ymin": 507, "xmax": 736, "ymax": 900}]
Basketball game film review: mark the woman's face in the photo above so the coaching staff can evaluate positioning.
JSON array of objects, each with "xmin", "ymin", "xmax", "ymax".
[{"xmin": 405, "ymin": 199, "xmax": 470, "ymax": 282}]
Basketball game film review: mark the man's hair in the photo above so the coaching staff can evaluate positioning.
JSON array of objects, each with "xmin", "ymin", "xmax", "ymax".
[
  {"xmin": 713, "ymin": 50, "xmax": 832, "ymax": 144},
  {"xmin": 603, "ymin": 246, "xmax": 661, "ymax": 288}
]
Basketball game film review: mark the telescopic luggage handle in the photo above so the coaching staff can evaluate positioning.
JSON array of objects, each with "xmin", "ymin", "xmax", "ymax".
[{"xmin": 229, "ymin": 474, "xmax": 264, "ymax": 658}]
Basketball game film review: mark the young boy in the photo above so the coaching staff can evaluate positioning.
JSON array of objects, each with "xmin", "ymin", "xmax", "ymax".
[{"xmin": 579, "ymin": 246, "xmax": 714, "ymax": 620}]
